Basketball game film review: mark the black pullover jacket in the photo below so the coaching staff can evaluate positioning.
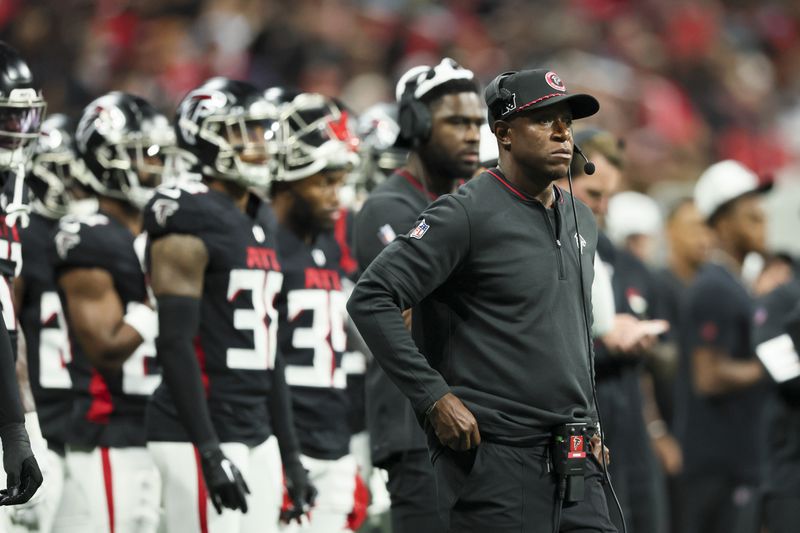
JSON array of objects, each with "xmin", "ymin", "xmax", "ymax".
[{"xmin": 347, "ymin": 169, "xmax": 599, "ymax": 445}]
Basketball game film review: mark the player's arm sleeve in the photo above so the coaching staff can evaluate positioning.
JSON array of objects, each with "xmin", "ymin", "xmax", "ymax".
[
  {"xmin": 347, "ymin": 195, "xmax": 470, "ymax": 416},
  {"xmin": 353, "ymin": 194, "xmax": 421, "ymax": 270},
  {"xmin": 268, "ymin": 351, "xmax": 302, "ymax": 465},
  {"xmin": 591, "ymin": 254, "xmax": 615, "ymax": 337},
  {"xmin": 156, "ymin": 294, "xmax": 219, "ymax": 449},
  {"xmin": 0, "ymin": 313, "xmax": 24, "ymax": 427}
]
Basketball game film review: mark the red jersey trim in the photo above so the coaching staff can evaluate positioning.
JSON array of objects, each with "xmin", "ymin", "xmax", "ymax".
[
  {"xmin": 193, "ymin": 336, "xmax": 210, "ymax": 396},
  {"xmin": 333, "ymin": 209, "xmax": 357, "ymax": 276},
  {"xmin": 396, "ymin": 170, "xmax": 439, "ymax": 201},
  {"xmin": 87, "ymin": 372, "xmax": 113, "ymax": 424},
  {"xmin": 101, "ymin": 448, "xmax": 115, "ymax": 533},
  {"xmin": 194, "ymin": 447, "xmax": 209, "ymax": 533}
]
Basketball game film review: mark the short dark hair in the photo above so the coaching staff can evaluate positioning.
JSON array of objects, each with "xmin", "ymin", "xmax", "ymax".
[
  {"xmin": 418, "ymin": 78, "xmax": 480, "ymax": 109},
  {"xmin": 570, "ymin": 129, "xmax": 624, "ymax": 177},
  {"xmin": 666, "ymin": 197, "xmax": 694, "ymax": 223}
]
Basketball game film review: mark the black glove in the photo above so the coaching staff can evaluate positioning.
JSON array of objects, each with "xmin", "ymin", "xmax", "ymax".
[
  {"xmin": 198, "ymin": 444, "xmax": 249, "ymax": 515},
  {"xmin": 280, "ymin": 458, "xmax": 317, "ymax": 524},
  {"xmin": 0, "ymin": 423, "xmax": 43, "ymax": 506}
]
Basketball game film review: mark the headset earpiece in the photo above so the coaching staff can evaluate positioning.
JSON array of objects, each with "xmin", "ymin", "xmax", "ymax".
[
  {"xmin": 485, "ymin": 71, "xmax": 517, "ymax": 131},
  {"xmin": 397, "ymin": 70, "xmax": 434, "ymax": 147}
]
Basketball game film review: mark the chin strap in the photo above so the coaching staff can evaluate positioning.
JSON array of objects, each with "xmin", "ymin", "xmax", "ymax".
[{"xmin": 5, "ymin": 164, "xmax": 30, "ymax": 229}]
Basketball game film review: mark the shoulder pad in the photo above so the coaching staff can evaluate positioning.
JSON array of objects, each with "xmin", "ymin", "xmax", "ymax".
[
  {"xmin": 53, "ymin": 213, "xmax": 113, "ymax": 268},
  {"xmin": 143, "ymin": 181, "xmax": 214, "ymax": 238}
]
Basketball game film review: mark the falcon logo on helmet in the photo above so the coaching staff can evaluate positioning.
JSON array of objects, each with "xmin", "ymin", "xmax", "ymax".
[
  {"xmin": 175, "ymin": 77, "xmax": 279, "ymax": 188},
  {"xmin": 76, "ymin": 92, "xmax": 175, "ymax": 210}
]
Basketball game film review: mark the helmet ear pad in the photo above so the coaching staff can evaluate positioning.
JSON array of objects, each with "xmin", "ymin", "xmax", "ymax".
[{"xmin": 397, "ymin": 84, "xmax": 432, "ymax": 147}]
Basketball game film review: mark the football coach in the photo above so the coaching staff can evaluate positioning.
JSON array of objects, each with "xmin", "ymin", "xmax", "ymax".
[{"xmin": 347, "ymin": 68, "xmax": 617, "ymax": 532}]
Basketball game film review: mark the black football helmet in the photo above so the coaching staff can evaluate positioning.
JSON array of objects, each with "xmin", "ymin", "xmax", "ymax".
[
  {"xmin": 28, "ymin": 113, "xmax": 93, "ymax": 218},
  {"xmin": 273, "ymin": 93, "xmax": 360, "ymax": 182},
  {"xmin": 75, "ymin": 91, "xmax": 174, "ymax": 209},
  {"xmin": 175, "ymin": 77, "xmax": 279, "ymax": 187},
  {"xmin": 0, "ymin": 41, "xmax": 46, "ymax": 172}
]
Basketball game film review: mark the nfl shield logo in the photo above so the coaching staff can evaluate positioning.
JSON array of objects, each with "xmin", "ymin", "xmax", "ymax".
[{"xmin": 410, "ymin": 219, "xmax": 429, "ymax": 240}]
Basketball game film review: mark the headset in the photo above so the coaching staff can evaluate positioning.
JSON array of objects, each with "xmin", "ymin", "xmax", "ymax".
[
  {"xmin": 484, "ymin": 70, "xmax": 516, "ymax": 131},
  {"xmin": 397, "ymin": 68, "xmax": 436, "ymax": 146},
  {"xmin": 396, "ymin": 58, "xmax": 475, "ymax": 147}
]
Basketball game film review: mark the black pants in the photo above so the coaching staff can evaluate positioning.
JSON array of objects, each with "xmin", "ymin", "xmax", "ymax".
[
  {"xmin": 764, "ymin": 495, "xmax": 800, "ymax": 533},
  {"xmin": 385, "ymin": 449, "xmax": 445, "ymax": 533},
  {"xmin": 432, "ymin": 441, "xmax": 617, "ymax": 533},
  {"xmin": 679, "ymin": 475, "xmax": 760, "ymax": 533}
]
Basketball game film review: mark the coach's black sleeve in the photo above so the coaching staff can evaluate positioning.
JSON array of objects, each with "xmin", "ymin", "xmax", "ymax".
[
  {"xmin": 156, "ymin": 295, "xmax": 219, "ymax": 449},
  {"xmin": 347, "ymin": 195, "xmax": 470, "ymax": 416}
]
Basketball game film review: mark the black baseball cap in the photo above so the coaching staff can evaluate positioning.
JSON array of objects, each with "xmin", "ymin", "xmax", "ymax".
[{"xmin": 485, "ymin": 69, "xmax": 599, "ymax": 131}]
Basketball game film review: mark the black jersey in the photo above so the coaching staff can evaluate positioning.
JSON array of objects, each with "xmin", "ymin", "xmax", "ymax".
[
  {"xmin": 144, "ymin": 182, "xmax": 283, "ymax": 446},
  {"xmin": 0, "ymin": 176, "xmax": 26, "ymax": 355},
  {"xmin": 275, "ymin": 222, "xmax": 350, "ymax": 460},
  {"xmin": 0, "ymin": 214, "xmax": 22, "ymax": 355},
  {"xmin": 52, "ymin": 212, "xmax": 160, "ymax": 448},
  {"xmin": 676, "ymin": 262, "xmax": 766, "ymax": 483},
  {"xmin": 19, "ymin": 213, "xmax": 73, "ymax": 448}
]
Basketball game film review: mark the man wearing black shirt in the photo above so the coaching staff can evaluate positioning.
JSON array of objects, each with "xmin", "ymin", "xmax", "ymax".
[
  {"xmin": 754, "ymin": 271, "xmax": 800, "ymax": 533},
  {"xmin": 676, "ymin": 160, "xmax": 769, "ymax": 533},
  {"xmin": 348, "ymin": 68, "xmax": 616, "ymax": 532},
  {"xmin": 352, "ymin": 58, "xmax": 481, "ymax": 533}
]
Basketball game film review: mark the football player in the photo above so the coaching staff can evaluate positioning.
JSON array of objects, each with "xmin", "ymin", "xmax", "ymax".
[
  {"xmin": 53, "ymin": 92, "xmax": 171, "ymax": 532},
  {"xmin": 144, "ymin": 77, "xmax": 313, "ymax": 533},
  {"xmin": 270, "ymin": 92, "xmax": 362, "ymax": 532},
  {"xmin": 0, "ymin": 40, "xmax": 45, "ymax": 507},
  {"xmin": 14, "ymin": 113, "xmax": 92, "ymax": 531}
]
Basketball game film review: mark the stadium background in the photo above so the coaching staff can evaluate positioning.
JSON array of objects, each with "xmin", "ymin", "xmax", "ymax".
[
  {"xmin": 3, "ymin": 0, "xmax": 800, "ymax": 529},
  {"xmin": 5, "ymin": 0, "xmax": 798, "ymax": 254}
]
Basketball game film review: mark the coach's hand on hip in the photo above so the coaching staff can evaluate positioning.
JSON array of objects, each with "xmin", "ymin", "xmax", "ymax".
[{"xmin": 428, "ymin": 393, "xmax": 481, "ymax": 450}]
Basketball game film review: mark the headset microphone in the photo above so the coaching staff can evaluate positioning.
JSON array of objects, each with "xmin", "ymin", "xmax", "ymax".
[{"xmin": 574, "ymin": 145, "xmax": 595, "ymax": 175}]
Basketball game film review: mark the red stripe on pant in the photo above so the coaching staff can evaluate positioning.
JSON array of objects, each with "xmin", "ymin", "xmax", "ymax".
[
  {"xmin": 194, "ymin": 448, "xmax": 209, "ymax": 533},
  {"xmin": 101, "ymin": 448, "xmax": 115, "ymax": 533}
]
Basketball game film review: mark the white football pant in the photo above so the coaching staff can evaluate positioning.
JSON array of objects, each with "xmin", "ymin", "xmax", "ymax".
[
  {"xmin": 148, "ymin": 436, "xmax": 282, "ymax": 533},
  {"xmin": 281, "ymin": 454, "xmax": 357, "ymax": 533},
  {"xmin": 64, "ymin": 446, "xmax": 160, "ymax": 533}
]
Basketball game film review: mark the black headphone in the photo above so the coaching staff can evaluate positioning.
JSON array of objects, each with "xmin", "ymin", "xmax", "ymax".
[
  {"xmin": 397, "ymin": 68, "xmax": 437, "ymax": 147},
  {"xmin": 484, "ymin": 71, "xmax": 516, "ymax": 129}
]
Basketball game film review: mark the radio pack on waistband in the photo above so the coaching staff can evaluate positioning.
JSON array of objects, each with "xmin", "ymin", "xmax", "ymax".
[{"xmin": 550, "ymin": 422, "xmax": 591, "ymax": 503}]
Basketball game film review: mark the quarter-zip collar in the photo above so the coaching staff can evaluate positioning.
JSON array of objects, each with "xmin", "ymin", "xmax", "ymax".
[{"xmin": 486, "ymin": 167, "xmax": 565, "ymax": 208}]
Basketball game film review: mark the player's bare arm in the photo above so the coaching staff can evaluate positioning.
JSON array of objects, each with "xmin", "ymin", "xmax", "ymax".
[
  {"xmin": 149, "ymin": 234, "xmax": 208, "ymax": 297},
  {"xmin": 59, "ymin": 268, "xmax": 145, "ymax": 372},
  {"xmin": 692, "ymin": 345, "xmax": 765, "ymax": 396}
]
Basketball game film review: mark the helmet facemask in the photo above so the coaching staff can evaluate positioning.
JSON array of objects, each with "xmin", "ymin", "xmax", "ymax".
[
  {"xmin": 91, "ymin": 119, "xmax": 176, "ymax": 210},
  {"xmin": 276, "ymin": 94, "xmax": 360, "ymax": 182},
  {"xmin": 0, "ymin": 88, "xmax": 46, "ymax": 170},
  {"xmin": 198, "ymin": 99, "xmax": 279, "ymax": 188}
]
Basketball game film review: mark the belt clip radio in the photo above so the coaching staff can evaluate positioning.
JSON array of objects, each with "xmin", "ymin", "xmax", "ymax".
[{"xmin": 550, "ymin": 422, "xmax": 589, "ymax": 503}]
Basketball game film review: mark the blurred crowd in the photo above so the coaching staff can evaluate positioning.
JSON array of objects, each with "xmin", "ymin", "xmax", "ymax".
[{"xmin": 5, "ymin": 0, "xmax": 800, "ymax": 188}]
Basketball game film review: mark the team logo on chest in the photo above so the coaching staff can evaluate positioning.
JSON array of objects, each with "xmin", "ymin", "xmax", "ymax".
[
  {"xmin": 574, "ymin": 232, "xmax": 587, "ymax": 255},
  {"xmin": 252, "ymin": 225, "xmax": 266, "ymax": 243},
  {"xmin": 311, "ymin": 248, "xmax": 326, "ymax": 267}
]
